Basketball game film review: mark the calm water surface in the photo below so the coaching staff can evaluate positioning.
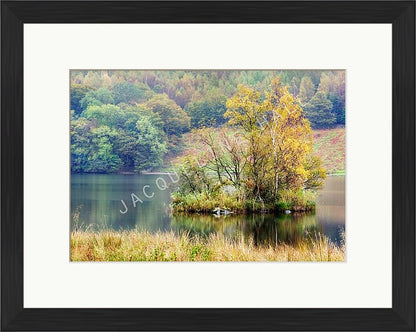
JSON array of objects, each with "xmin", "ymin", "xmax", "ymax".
[{"xmin": 71, "ymin": 174, "xmax": 345, "ymax": 246}]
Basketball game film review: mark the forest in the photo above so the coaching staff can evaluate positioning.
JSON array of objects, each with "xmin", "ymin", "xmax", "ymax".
[{"xmin": 71, "ymin": 70, "xmax": 345, "ymax": 174}]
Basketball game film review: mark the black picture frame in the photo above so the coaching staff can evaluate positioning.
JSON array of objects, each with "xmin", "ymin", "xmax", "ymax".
[{"xmin": 1, "ymin": 1, "xmax": 415, "ymax": 331}]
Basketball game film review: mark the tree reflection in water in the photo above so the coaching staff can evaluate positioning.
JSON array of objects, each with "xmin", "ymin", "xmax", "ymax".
[{"xmin": 170, "ymin": 212, "xmax": 322, "ymax": 247}]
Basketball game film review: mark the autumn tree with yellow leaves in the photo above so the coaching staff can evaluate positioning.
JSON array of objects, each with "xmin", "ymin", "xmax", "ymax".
[
  {"xmin": 174, "ymin": 78, "xmax": 326, "ymax": 212},
  {"xmin": 225, "ymin": 79, "xmax": 326, "ymax": 200}
]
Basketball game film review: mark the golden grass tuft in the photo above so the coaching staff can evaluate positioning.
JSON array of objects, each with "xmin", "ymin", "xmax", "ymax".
[{"xmin": 71, "ymin": 230, "xmax": 345, "ymax": 262}]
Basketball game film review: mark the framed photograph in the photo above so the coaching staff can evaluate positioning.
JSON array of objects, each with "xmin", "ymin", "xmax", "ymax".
[{"xmin": 2, "ymin": 1, "xmax": 414, "ymax": 330}]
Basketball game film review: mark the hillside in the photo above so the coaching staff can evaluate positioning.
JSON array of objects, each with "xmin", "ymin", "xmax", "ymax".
[
  {"xmin": 171, "ymin": 126, "xmax": 345, "ymax": 176},
  {"xmin": 313, "ymin": 127, "xmax": 345, "ymax": 175}
]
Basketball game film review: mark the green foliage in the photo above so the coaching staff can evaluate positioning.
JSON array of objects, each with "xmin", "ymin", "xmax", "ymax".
[
  {"xmin": 87, "ymin": 126, "xmax": 123, "ymax": 173},
  {"xmin": 71, "ymin": 70, "xmax": 344, "ymax": 175},
  {"xmin": 171, "ymin": 191, "xmax": 246, "ymax": 213},
  {"xmin": 72, "ymin": 104, "xmax": 167, "ymax": 173},
  {"xmin": 329, "ymin": 94, "xmax": 345, "ymax": 125},
  {"xmin": 83, "ymin": 104, "xmax": 123, "ymax": 127},
  {"xmin": 135, "ymin": 117, "xmax": 167, "ymax": 171},
  {"xmin": 112, "ymin": 132, "xmax": 139, "ymax": 169},
  {"xmin": 71, "ymin": 70, "xmax": 345, "ymax": 134},
  {"xmin": 79, "ymin": 88, "xmax": 114, "ymax": 112},
  {"xmin": 144, "ymin": 94, "xmax": 190, "ymax": 136},
  {"xmin": 304, "ymin": 91, "xmax": 336, "ymax": 129},
  {"xmin": 94, "ymin": 88, "xmax": 114, "ymax": 104},
  {"xmin": 71, "ymin": 119, "xmax": 122, "ymax": 173},
  {"xmin": 71, "ymin": 84, "xmax": 92, "ymax": 116},
  {"xmin": 185, "ymin": 93, "xmax": 227, "ymax": 128},
  {"xmin": 275, "ymin": 189, "xmax": 316, "ymax": 212},
  {"xmin": 317, "ymin": 71, "xmax": 345, "ymax": 125},
  {"xmin": 71, "ymin": 118, "xmax": 93, "ymax": 172},
  {"xmin": 171, "ymin": 187, "xmax": 317, "ymax": 214},
  {"xmin": 118, "ymin": 104, "xmax": 162, "ymax": 133},
  {"xmin": 113, "ymin": 82, "xmax": 143, "ymax": 104}
]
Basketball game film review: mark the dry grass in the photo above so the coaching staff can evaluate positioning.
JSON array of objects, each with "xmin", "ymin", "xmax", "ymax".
[{"xmin": 71, "ymin": 230, "xmax": 345, "ymax": 262}]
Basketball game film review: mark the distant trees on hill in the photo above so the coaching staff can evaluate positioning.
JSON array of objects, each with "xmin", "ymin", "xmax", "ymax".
[{"xmin": 70, "ymin": 70, "xmax": 345, "ymax": 173}]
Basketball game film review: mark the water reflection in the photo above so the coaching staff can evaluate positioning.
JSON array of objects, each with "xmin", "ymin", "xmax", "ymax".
[
  {"xmin": 170, "ymin": 213, "xmax": 322, "ymax": 247},
  {"xmin": 71, "ymin": 174, "xmax": 345, "ymax": 246}
]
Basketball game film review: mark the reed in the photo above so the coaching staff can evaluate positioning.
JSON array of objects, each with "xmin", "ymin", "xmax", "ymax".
[{"xmin": 71, "ymin": 230, "xmax": 345, "ymax": 262}]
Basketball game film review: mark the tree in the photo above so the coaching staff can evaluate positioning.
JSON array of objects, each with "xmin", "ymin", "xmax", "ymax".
[
  {"xmin": 179, "ymin": 81, "xmax": 327, "ymax": 208},
  {"xmin": 225, "ymin": 85, "xmax": 270, "ymax": 200},
  {"xmin": 94, "ymin": 88, "xmax": 114, "ymax": 104},
  {"xmin": 70, "ymin": 119, "xmax": 122, "ymax": 173},
  {"xmin": 192, "ymin": 128, "xmax": 224, "ymax": 182},
  {"xmin": 261, "ymin": 79, "xmax": 315, "ymax": 199},
  {"xmin": 216, "ymin": 129, "xmax": 247, "ymax": 186},
  {"xmin": 83, "ymin": 104, "xmax": 124, "ymax": 128},
  {"xmin": 171, "ymin": 73, "xmax": 197, "ymax": 108},
  {"xmin": 112, "ymin": 131, "xmax": 140, "ymax": 170},
  {"xmin": 134, "ymin": 117, "xmax": 167, "ymax": 171},
  {"xmin": 87, "ymin": 126, "xmax": 122, "ymax": 173},
  {"xmin": 304, "ymin": 91, "xmax": 336, "ymax": 128},
  {"xmin": 304, "ymin": 155, "xmax": 326, "ymax": 189},
  {"xmin": 299, "ymin": 76, "xmax": 315, "ymax": 103},
  {"xmin": 144, "ymin": 94, "xmax": 190, "ymax": 136},
  {"xmin": 118, "ymin": 104, "xmax": 162, "ymax": 134},
  {"xmin": 175, "ymin": 156, "xmax": 212, "ymax": 194},
  {"xmin": 192, "ymin": 128, "xmax": 247, "ymax": 186},
  {"xmin": 83, "ymin": 71, "xmax": 104, "ymax": 89},
  {"xmin": 83, "ymin": 104, "xmax": 167, "ymax": 172},
  {"xmin": 71, "ymin": 84, "xmax": 92, "ymax": 116},
  {"xmin": 79, "ymin": 88, "xmax": 114, "ymax": 111},
  {"xmin": 113, "ymin": 82, "xmax": 143, "ymax": 104},
  {"xmin": 317, "ymin": 71, "xmax": 345, "ymax": 125},
  {"xmin": 185, "ymin": 90, "xmax": 227, "ymax": 128},
  {"xmin": 71, "ymin": 117, "xmax": 93, "ymax": 172},
  {"xmin": 224, "ymin": 81, "xmax": 326, "ymax": 201},
  {"xmin": 329, "ymin": 94, "xmax": 345, "ymax": 125}
]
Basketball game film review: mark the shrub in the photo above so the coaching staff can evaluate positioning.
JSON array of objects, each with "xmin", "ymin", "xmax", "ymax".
[{"xmin": 276, "ymin": 189, "xmax": 317, "ymax": 212}]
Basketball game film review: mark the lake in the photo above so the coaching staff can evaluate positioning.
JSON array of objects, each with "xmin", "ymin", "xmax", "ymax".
[{"xmin": 71, "ymin": 174, "xmax": 345, "ymax": 246}]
